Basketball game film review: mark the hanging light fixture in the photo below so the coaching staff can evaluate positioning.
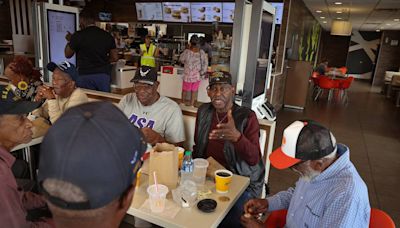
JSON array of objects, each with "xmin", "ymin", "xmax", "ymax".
[{"xmin": 330, "ymin": 20, "xmax": 352, "ymax": 36}]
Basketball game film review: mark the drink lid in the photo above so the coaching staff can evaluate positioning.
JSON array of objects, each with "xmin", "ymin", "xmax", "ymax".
[{"xmin": 197, "ymin": 199, "xmax": 217, "ymax": 213}]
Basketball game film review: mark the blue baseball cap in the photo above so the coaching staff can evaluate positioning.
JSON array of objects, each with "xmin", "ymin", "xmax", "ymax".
[
  {"xmin": 47, "ymin": 61, "xmax": 79, "ymax": 82},
  {"xmin": 38, "ymin": 102, "xmax": 147, "ymax": 210}
]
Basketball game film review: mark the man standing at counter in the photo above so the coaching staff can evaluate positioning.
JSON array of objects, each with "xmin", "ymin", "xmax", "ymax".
[
  {"xmin": 64, "ymin": 11, "xmax": 118, "ymax": 92},
  {"xmin": 140, "ymin": 35, "xmax": 159, "ymax": 68},
  {"xmin": 118, "ymin": 66, "xmax": 185, "ymax": 146},
  {"xmin": 193, "ymin": 71, "xmax": 265, "ymax": 227},
  {"xmin": 241, "ymin": 120, "xmax": 371, "ymax": 227}
]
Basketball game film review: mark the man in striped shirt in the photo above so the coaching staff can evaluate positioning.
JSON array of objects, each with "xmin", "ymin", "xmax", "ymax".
[{"xmin": 241, "ymin": 120, "xmax": 371, "ymax": 228}]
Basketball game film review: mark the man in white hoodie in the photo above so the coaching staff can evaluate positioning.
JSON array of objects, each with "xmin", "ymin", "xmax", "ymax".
[{"xmin": 33, "ymin": 61, "xmax": 88, "ymax": 124}]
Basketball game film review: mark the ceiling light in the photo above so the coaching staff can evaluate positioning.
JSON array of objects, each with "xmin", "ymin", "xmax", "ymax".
[
  {"xmin": 376, "ymin": 29, "xmax": 380, "ymax": 32},
  {"xmin": 331, "ymin": 20, "xmax": 352, "ymax": 36},
  {"xmin": 394, "ymin": 19, "xmax": 400, "ymax": 22},
  {"xmin": 320, "ymin": 17, "xmax": 325, "ymax": 19},
  {"xmin": 386, "ymin": 24, "xmax": 391, "ymax": 26},
  {"xmin": 337, "ymin": 17, "xmax": 342, "ymax": 20},
  {"xmin": 334, "ymin": 2, "xmax": 343, "ymax": 5},
  {"xmin": 336, "ymin": 11, "xmax": 342, "ymax": 14},
  {"xmin": 316, "ymin": 10, "xmax": 322, "ymax": 13},
  {"xmin": 323, "ymin": 21, "xmax": 327, "ymax": 24}
]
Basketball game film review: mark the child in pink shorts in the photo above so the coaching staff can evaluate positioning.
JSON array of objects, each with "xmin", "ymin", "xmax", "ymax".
[{"xmin": 179, "ymin": 35, "xmax": 208, "ymax": 106}]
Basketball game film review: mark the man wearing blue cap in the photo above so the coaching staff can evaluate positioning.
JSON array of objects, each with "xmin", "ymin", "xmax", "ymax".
[
  {"xmin": 0, "ymin": 99, "xmax": 54, "ymax": 227},
  {"xmin": 38, "ymin": 102, "xmax": 146, "ymax": 228},
  {"xmin": 33, "ymin": 61, "xmax": 88, "ymax": 124}
]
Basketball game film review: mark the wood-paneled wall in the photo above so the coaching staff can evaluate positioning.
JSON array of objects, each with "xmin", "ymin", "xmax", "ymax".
[
  {"xmin": 318, "ymin": 31, "xmax": 351, "ymax": 68},
  {"xmin": 0, "ymin": 1, "xmax": 13, "ymax": 41}
]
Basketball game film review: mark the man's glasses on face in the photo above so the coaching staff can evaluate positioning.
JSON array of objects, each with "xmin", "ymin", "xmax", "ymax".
[{"xmin": 207, "ymin": 84, "xmax": 232, "ymax": 93}]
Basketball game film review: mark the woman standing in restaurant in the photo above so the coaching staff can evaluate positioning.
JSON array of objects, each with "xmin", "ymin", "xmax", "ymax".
[
  {"xmin": 179, "ymin": 35, "xmax": 208, "ymax": 106},
  {"xmin": 1, "ymin": 56, "xmax": 43, "ymax": 101}
]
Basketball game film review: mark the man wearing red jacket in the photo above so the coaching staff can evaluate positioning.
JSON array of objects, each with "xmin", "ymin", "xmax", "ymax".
[{"xmin": 193, "ymin": 71, "xmax": 265, "ymax": 228}]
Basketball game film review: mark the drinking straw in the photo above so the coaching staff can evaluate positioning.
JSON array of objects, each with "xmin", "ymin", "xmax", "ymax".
[{"xmin": 153, "ymin": 171, "xmax": 159, "ymax": 193}]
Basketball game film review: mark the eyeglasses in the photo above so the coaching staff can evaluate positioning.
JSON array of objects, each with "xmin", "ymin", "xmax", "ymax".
[
  {"xmin": 207, "ymin": 84, "xmax": 232, "ymax": 93},
  {"xmin": 133, "ymin": 83, "xmax": 154, "ymax": 91}
]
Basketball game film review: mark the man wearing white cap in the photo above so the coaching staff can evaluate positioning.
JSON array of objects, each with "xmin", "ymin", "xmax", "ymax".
[{"xmin": 241, "ymin": 120, "xmax": 371, "ymax": 228}]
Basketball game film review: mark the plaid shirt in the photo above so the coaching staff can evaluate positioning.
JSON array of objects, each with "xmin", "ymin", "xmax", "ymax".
[{"xmin": 267, "ymin": 144, "xmax": 371, "ymax": 227}]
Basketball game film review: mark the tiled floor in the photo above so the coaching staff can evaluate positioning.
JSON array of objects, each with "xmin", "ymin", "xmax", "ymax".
[{"xmin": 268, "ymin": 80, "xmax": 400, "ymax": 226}]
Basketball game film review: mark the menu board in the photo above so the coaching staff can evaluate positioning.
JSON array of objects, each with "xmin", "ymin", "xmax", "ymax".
[
  {"xmin": 191, "ymin": 3, "xmax": 222, "ymax": 23},
  {"xmin": 162, "ymin": 2, "xmax": 191, "ymax": 22},
  {"xmin": 270, "ymin": 3, "xmax": 284, "ymax": 25},
  {"xmin": 222, "ymin": 3, "xmax": 235, "ymax": 23},
  {"xmin": 136, "ymin": 3, "xmax": 163, "ymax": 21}
]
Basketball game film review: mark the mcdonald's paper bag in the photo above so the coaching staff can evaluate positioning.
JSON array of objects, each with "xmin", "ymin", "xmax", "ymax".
[{"xmin": 149, "ymin": 143, "xmax": 179, "ymax": 190}]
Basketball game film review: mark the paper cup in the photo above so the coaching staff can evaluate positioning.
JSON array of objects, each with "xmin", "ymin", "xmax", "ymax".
[
  {"xmin": 147, "ymin": 184, "xmax": 169, "ymax": 213},
  {"xmin": 177, "ymin": 147, "xmax": 185, "ymax": 169},
  {"xmin": 215, "ymin": 169, "xmax": 233, "ymax": 193}
]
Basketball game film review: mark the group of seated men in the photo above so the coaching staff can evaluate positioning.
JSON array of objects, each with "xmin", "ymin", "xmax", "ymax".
[{"xmin": 0, "ymin": 62, "xmax": 371, "ymax": 227}]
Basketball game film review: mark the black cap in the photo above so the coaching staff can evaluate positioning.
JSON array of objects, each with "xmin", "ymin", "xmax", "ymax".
[
  {"xmin": 38, "ymin": 102, "xmax": 147, "ymax": 210},
  {"xmin": 130, "ymin": 66, "xmax": 158, "ymax": 85},
  {"xmin": 0, "ymin": 91, "xmax": 41, "ymax": 115},
  {"xmin": 47, "ymin": 61, "xmax": 79, "ymax": 82},
  {"xmin": 208, "ymin": 71, "xmax": 232, "ymax": 86}
]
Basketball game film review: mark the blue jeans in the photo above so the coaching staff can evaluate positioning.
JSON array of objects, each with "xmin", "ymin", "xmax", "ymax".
[
  {"xmin": 219, "ymin": 190, "xmax": 253, "ymax": 228},
  {"xmin": 76, "ymin": 73, "xmax": 111, "ymax": 92}
]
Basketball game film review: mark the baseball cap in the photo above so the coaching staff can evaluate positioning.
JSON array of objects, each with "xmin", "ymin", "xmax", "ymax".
[
  {"xmin": 270, "ymin": 120, "xmax": 337, "ymax": 169},
  {"xmin": 38, "ymin": 102, "xmax": 147, "ymax": 210},
  {"xmin": 130, "ymin": 66, "xmax": 158, "ymax": 85},
  {"xmin": 208, "ymin": 71, "xmax": 232, "ymax": 86},
  {"xmin": 47, "ymin": 61, "xmax": 78, "ymax": 82},
  {"xmin": 0, "ymin": 95, "xmax": 41, "ymax": 115}
]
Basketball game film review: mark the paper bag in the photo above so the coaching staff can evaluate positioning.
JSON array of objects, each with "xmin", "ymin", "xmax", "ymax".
[
  {"xmin": 149, "ymin": 143, "xmax": 179, "ymax": 190},
  {"xmin": 206, "ymin": 156, "xmax": 225, "ymax": 178}
]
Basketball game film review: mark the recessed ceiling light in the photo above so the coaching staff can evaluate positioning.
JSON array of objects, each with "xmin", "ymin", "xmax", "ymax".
[
  {"xmin": 320, "ymin": 16, "xmax": 325, "ymax": 19},
  {"xmin": 337, "ymin": 17, "xmax": 342, "ymax": 20},
  {"xmin": 334, "ymin": 2, "xmax": 343, "ymax": 5},
  {"xmin": 336, "ymin": 11, "xmax": 342, "ymax": 14},
  {"xmin": 386, "ymin": 24, "xmax": 391, "ymax": 26},
  {"xmin": 394, "ymin": 19, "xmax": 400, "ymax": 22},
  {"xmin": 316, "ymin": 10, "xmax": 322, "ymax": 13},
  {"xmin": 376, "ymin": 29, "xmax": 380, "ymax": 32},
  {"xmin": 323, "ymin": 21, "xmax": 327, "ymax": 24}
]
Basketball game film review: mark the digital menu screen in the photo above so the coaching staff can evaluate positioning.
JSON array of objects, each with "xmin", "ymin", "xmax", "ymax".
[
  {"xmin": 222, "ymin": 3, "xmax": 235, "ymax": 23},
  {"xmin": 162, "ymin": 2, "xmax": 191, "ymax": 23},
  {"xmin": 47, "ymin": 10, "xmax": 76, "ymax": 65},
  {"xmin": 270, "ymin": 3, "xmax": 284, "ymax": 25},
  {"xmin": 136, "ymin": 3, "xmax": 163, "ymax": 21},
  {"xmin": 191, "ymin": 3, "xmax": 222, "ymax": 23}
]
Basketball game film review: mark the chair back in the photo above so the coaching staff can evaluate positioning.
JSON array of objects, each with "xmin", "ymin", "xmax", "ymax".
[
  {"xmin": 265, "ymin": 210, "xmax": 288, "ymax": 228},
  {"xmin": 391, "ymin": 75, "xmax": 400, "ymax": 87},
  {"xmin": 369, "ymin": 208, "xmax": 395, "ymax": 228},
  {"xmin": 318, "ymin": 76, "xmax": 339, "ymax": 89},
  {"xmin": 340, "ymin": 76, "xmax": 354, "ymax": 89},
  {"xmin": 312, "ymin": 71, "xmax": 319, "ymax": 78},
  {"xmin": 339, "ymin": 67, "xmax": 348, "ymax": 75}
]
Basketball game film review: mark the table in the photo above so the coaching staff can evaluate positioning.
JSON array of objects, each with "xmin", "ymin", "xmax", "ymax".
[
  {"xmin": 11, "ymin": 136, "xmax": 43, "ymax": 179},
  {"xmin": 127, "ymin": 174, "xmax": 250, "ymax": 228}
]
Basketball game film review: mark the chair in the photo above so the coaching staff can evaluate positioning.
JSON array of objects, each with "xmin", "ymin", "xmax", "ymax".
[
  {"xmin": 310, "ymin": 72, "xmax": 321, "ymax": 99},
  {"xmin": 338, "ymin": 76, "xmax": 354, "ymax": 103},
  {"xmin": 264, "ymin": 208, "xmax": 395, "ymax": 228},
  {"xmin": 314, "ymin": 76, "xmax": 340, "ymax": 101},
  {"xmin": 338, "ymin": 66, "xmax": 348, "ymax": 76},
  {"xmin": 369, "ymin": 208, "xmax": 395, "ymax": 228}
]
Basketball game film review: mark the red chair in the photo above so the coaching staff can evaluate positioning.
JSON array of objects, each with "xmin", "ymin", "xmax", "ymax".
[
  {"xmin": 339, "ymin": 67, "xmax": 348, "ymax": 76},
  {"xmin": 338, "ymin": 76, "xmax": 354, "ymax": 103},
  {"xmin": 369, "ymin": 208, "xmax": 396, "ymax": 228},
  {"xmin": 314, "ymin": 76, "xmax": 340, "ymax": 101},
  {"xmin": 264, "ymin": 208, "xmax": 395, "ymax": 228},
  {"xmin": 265, "ymin": 210, "xmax": 287, "ymax": 228}
]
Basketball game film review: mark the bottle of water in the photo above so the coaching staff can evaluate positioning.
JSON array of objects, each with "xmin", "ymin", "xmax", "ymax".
[{"xmin": 180, "ymin": 151, "xmax": 193, "ymax": 184}]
